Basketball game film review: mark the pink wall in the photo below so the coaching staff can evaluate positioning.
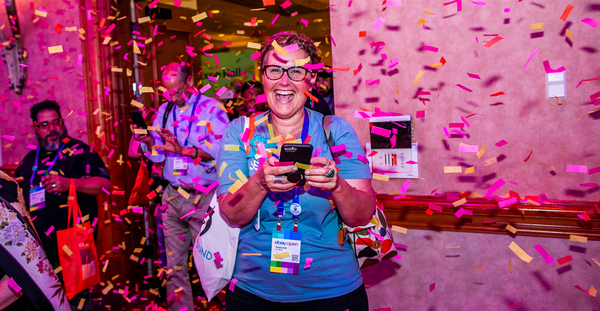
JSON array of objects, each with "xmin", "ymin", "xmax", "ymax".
[
  {"xmin": 0, "ymin": 0, "xmax": 87, "ymax": 166},
  {"xmin": 330, "ymin": 0, "xmax": 600, "ymax": 200}
]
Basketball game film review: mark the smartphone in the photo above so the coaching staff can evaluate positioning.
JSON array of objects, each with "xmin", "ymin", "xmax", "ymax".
[
  {"xmin": 279, "ymin": 144, "xmax": 313, "ymax": 186},
  {"xmin": 129, "ymin": 109, "xmax": 148, "ymax": 129}
]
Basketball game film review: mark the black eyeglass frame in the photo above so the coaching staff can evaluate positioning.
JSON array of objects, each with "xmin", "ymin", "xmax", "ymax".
[
  {"xmin": 35, "ymin": 118, "xmax": 64, "ymax": 129},
  {"xmin": 262, "ymin": 65, "xmax": 313, "ymax": 82}
]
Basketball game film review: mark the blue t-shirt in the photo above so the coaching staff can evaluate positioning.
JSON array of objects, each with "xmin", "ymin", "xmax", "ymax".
[{"xmin": 216, "ymin": 110, "xmax": 372, "ymax": 302}]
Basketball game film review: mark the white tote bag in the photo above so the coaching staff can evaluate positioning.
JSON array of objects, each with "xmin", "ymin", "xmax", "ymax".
[{"xmin": 193, "ymin": 192, "xmax": 241, "ymax": 301}]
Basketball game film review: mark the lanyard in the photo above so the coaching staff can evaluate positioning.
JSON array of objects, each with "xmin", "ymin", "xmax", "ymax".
[
  {"xmin": 268, "ymin": 108, "xmax": 310, "ymax": 143},
  {"xmin": 172, "ymin": 94, "xmax": 201, "ymax": 147},
  {"xmin": 276, "ymin": 187, "xmax": 301, "ymax": 232},
  {"xmin": 30, "ymin": 143, "xmax": 66, "ymax": 187}
]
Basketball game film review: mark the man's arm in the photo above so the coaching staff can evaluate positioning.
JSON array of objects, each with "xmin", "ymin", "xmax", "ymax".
[{"xmin": 41, "ymin": 175, "xmax": 110, "ymax": 195}]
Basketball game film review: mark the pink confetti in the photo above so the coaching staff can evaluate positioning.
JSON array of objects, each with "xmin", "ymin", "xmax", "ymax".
[
  {"xmin": 406, "ymin": 160, "xmax": 418, "ymax": 165},
  {"xmin": 483, "ymin": 36, "xmax": 503, "ymax": 47},
  {"xmin": 105, "ymin": 23, "xmax": 116, "ymax": 33},
  {"xmin": 281, "ymin": 0, "xmax": 292, "ymax": 9},
  {"xmin": 330, "ymin": 144, "xmax": 347, "ymax": 154},
  {"xmin": 566, "ymin": 165, "xmax": 588, "ymax": 173},
  {"xmin": 416, "ymin": 110, "xmax": 425, "ymax": 118},
  {"xmin": 1, "ymin": 135, "xmax": 15, "ymax": 141},
  {"xmin": 305, "ymin": 63, "xmax": 324, "ymax": 70},
  {"xmin": 581, "ymin": 18, "xmax": 599, "ymax": 28},
  {"xmin": 256, "ymin": 94, "xmax": 267, "ymax": 104},
  {"xmin": 523, "ymin": 48, "xmax": 539, "ymax": 69},
  {"xmin": 442, "ymin": 127, "xmax": 451, "ymax": 138},
  {"xmin": 456, "ymin": 84, "xmax": 473, "ymax": 92},
  {"xmin": 443, "ymin": 0, "xmax": 462, "ymax": 12},
  {"xmin": 199, "ymin": 84, "xmax": 211, "ymax": 94},
  {"xmin": 215, "ymin": 87, "xmax": 227, "ymax": 97},
  {"xmin": 587, "ymin": 166, "xmax": 600, "ymax": 175},
  {"xmin": 371, "ymin": 126, "xmax": 391, "ymax": 137},
  {"xmin": 366, "ymin": 79, "xmax": 380, "ymax": 85},
  {"xmin": 399, "ymin": 180, "xmax": 411, "ymax": 194},
  {"xmin": 543, "ymin": 60, "xmax": 565, "ymax": 73},
  {"xmin": 429, "ymin": 283, "xmax": 436, "ymax": 292},
  {"xmin": 467, "ymin": 73, "xmax": 481, "ymax": 79},
  {"xmin": 194, "ymin": 180, "xmax": 219, "ymax": 194},
  {"xmin": 7, "ymin": 278, "xmax": 21, "ymax": 293},
  {"xmin": 229, "ymin": 278, "xmax": 238, "ymax": 291},
  {"xmin": 387, "ymin": 0, "xmax": 402, "ymax": 6},
  {"xmin": 300, "ymin": 18, "xmax": 308, "ymax": 28},
  {"xmin": 304, "ymin": 258, "xmax": 313, "ymax": 269},
  {"xmin": 45, "ymin": 225, "xmax": 55, "ymax": 236},
  {"xmin": 373, "ymin": 17, "xmax": 385, "ymax": 31},
  {"xmin": 429, "ymin": 203, "xmax": 443, "ymax": 212},
  {"xmin": 471, "ymin": 1, "xmax": 486, "ymax": 5},
  {"xmin": 455, "ymin": 208, "xmax": 473, "ymax": 218},
  {"xmin": 271, "ymin": 14, "xmax": 279, "ymax": 25},
  {"xmin": 495, "ymin": 140, "xmax": 507, "ymax": 147},
  {"xmin": 533, "ymin": 244, "xmax": 553, "ymax": 264},
  {"xmin": 498, "ymin": 197, "xmax": 517, "ymax": 208},
  {"xmin": 284, "ymin": 44, "xmax": 299, "ymax": 52},
  {"xmin": 460, "ymin": 116, "xmax": 470, "ymax": 127},
  {"xmin": 251, "ymin": 52, "xmax": 261, "ymax": 60},
  {"xmin": 458, "ymin": 145, "xmax": 478, "ymax": 152},
  {"xmin": 485, "ymin": 179, "xmax": 505, "ymax": 197},
  {"xmin": 423, "ymin": 45, "xmax": 438, "ymax": 52},
  {"xmin": 504, "ymin": 7, "xmax": 510, "ymax": 12}
]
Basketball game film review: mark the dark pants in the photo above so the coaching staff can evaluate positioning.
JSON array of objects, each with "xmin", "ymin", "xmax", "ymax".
[{"xmin": 225, "ymin": 284, "xmax": 369, "ymax": 311}]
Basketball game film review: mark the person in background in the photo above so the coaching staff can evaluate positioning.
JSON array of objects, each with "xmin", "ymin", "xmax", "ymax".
[
  {"xmin": 315, "ymin": 69, "xmax": 334, "ymax": 114},
  {"xmin": 132, "ymin": 62, "xmax": 228, "ymax": 311},
  {"xmin": 14, "ymin": 100, "xmax": 111, "ymax": 311},
  {"xmin": 217, "ymin": 31, "xmax": 374, "ymax": 311},
  {"xmin": 240, "ymin": 80, "xmax": 267, "ymax": 117},
  {"xmin": 227, "ymin": 77, "xmax": 248, "ymax": 120}
]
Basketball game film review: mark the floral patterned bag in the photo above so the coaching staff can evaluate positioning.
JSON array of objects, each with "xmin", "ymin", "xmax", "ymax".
[{"xmin": 323, "ymin": 115, "xmax": 398, "ymax": 268}]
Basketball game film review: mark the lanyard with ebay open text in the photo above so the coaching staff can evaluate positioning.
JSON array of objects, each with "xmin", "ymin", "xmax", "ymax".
[
  {"xmin": 171, "ymin": 94, "xmax": 201, "ymax": 147},
  {"xmin": 273, "ymin": 108, "xmax": 310, "ymax": 232},
  {"xmin": 30, "ymin": 143, "xmax": 66, "ymax": 187}
]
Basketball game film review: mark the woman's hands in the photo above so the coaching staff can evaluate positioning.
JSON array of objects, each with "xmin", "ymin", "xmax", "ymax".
[
  {"xmin": 256, "ymin": 156, "xmax": 300, "ymax": 193},
  {"xmin": 305, "ymin": 157, "xmax": 339, "ymax": 193}
]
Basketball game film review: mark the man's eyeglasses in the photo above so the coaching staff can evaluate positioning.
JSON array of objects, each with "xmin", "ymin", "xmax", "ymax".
[
  {"xmin": 35, "ymin": 118, "xmax": 63, "ymax": 129},
  {"xmin": 263, "ymin": 65, "xmax": 312, "ymax": 82}
]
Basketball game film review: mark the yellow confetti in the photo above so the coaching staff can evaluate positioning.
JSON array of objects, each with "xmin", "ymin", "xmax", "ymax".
[
  {"xmin": 247, "ymin": 42, "xmax": 262, "ymax": 50},
  {"xmin": 530, "ymin": 22, "xmax": 544, "ymax": 29},
  {"xmin": 192, "ymin": 12, "xmax": 208, "ymax": 22},
  {"xmin": 477, "ymin": 143, "xmax": 486, "ymax": 159},
  {"xmin": 592, "ymin": 258, "xmax": 600, "ymax": 267},
  {"xmin": 235, "ymin": 169, "xmax": 248, "ymax": 184},
  {"xmin": 35, "ymin": 9, "xmax": 48, "ymax": 17},
  {"xmin": 131, "ymin": 99, "xmax": 143, "ymax": 108},
  {"xmin": 509, "ymin": 259, "xmax": 512, "ymax": 273},
  {"xmin": 138, "ymin": 16, "xmax": 151, "ymax": 23},
  {"xmin": 589, "ymin": 285, "xmax": 597, "ymax": 297},
  {"xmin": 423, "ymin": 9, "xmax": 435, "ymax": 15},
  {"xmin": 294, "ymin": 162, "xmax": 312, "ymax": 170},
  {"xmin": 565, "ymin": 29, "xmax": 573, "ymax": 40},
  {"xmin": 569, "ymin": 234, "xmax": 587, "ymax": 243},
  {"xmin": 444, "ymin": 166, "xmax": 462, "ymax": 173},
  {"xmin": 273, "ymin": 251, "xmax": 290, "ymax": 259},
  {"xmin": 453, "ymin": 198, "xmax": 467, "ymax": 207},
  {"xmin": 48, "ymin": 45, "xmax": 63, "ymax": 54},
  {"xmin": 54, "ymin": 266, "xmax": 63, "ymax": 274},
  {"xmin": 509, "ymin": 241, "xmax": 533, "ymax": 263},
  {"xmin": 465, "ymin": 166, "xmax": 475, "ymax": 174},
  {"xmin": 133, "ymin": 41, "xmax": 141, "ymax": 54},
  {"xmin": 506, "ymin": 224, "xmax": 517, "ymax": 234},
  {"xmin": 271, "ymin": 41, "xmax": 288, "ymax": 54},
  {"xmin": 177, "ymin": 187, "xmax": 190, "ymax": 199},
  {"xmin": 412, "ymin": 71, "xmax": 424, "ymax": 84},
  {"xmin": 295, "ymin": 56, "xmax": 311, "ymax": 66},
  {"xmin": 255, "ymin": 115, "xmax": 268, "ymax": 125},
  {"xmin": 205, "ymin": 141, "xmax": 213, "ymax": 149},
  {"xmin": 417, "ymin": 18, "xmax": 427, "ymax": 26},
  {"xmin": 228, "ymin": 180, "xmax": 243, "ymax": 194},
  {"xmin": 392, "ymin": 225, "xmax": 407, "ymax": 234},
  {"xmin": 62, "ymin": 245, "xmax": 73, "ymax": 256},
  {"xmin": 218, "ymin": 163, "xmax": 227, "ymax": 177},
  {"xmin": 139, "ymin": 86, "xmax": 154, "ymax": 93},
  {"xmin": 372, "ymin": 173, "xmax": 389, "ymax": 181}
]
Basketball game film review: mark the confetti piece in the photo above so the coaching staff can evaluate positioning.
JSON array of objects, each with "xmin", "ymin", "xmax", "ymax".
[
  {"xmin": 224, "ymin": 145, "xmax": 240, "ymax": 151},
  {"xmin": 509, "ymin": 241, "xmax": 533, "ymax": 263},
  {"xmin": 453, "ymin": 198, "xmax": 467, "ymax": 208},
  {"xmin": 560, "ymin": 4, "xmax": 574, "ymax": 21},
  {"xmin": 534, "ymin": 244, "xmax": 554, "ymax": 264},
  {"xmin": 543, "ymin": 60, "xmax": 565, "ymax": 73},
  {"xmin": 7, "ymin": 278, "xmax": 21, "ymax": 293},
  {"xmin": 281, "ymin": 0, "xmax": 292, "ymax": 9},
  {"xmin": 62, "ymin": 245, "xmax": 73, "ymax": 256},
  {"xmin": 247, "ymin": 42, "xmax": 262, "ymax": 50},
  {"xmin": 498, "ymin": 197, "xmax": 518, "ymax": 208},
  {"xmin": 458, "ymin": 144, "xmax": 478, "ymax": 153},
  {"xmin": 392, "ymin": 225, "xmax": 408, "ymax": 234},
  {"xmin": 509, "ymin": 302, "xmax": 523, "ymax": 308},
  {"xmin": 399, "ymin": 180, "xmax": 411, "ymax": 194},
  {"xmin": 471, "ymin": 1, "xmax": 486, "ymax": 5},
  {"xmin": 416, "ymin": 110, "xmax": 425, "ymax": 118},
  {"xmin": 490, "ymin": 91, "xmax": 505, "ymax": 97},
  {"xmin": 48, "ymin": 45, "xmax": 63, "ymax": 54},
  {"xmin": 483, "ymin": 36, "xmax": 503, "ymax": 47},
  {"xmin": 467, "ymin": 73, "xmax": 481, "ymax": 79},
  {"xmin": 456, "ymin": 84, "xmax": 473, "ymax": 92},
  {"xmin": 523, "ymin": 48, "xmax": 539, "ymax": 69},
  {"xmin": 505, "ymin": 224, "xmax": 517, "ymax": 234},
  {"xmin": 373, "ymin": 17, "xmax": 385, "ymax": 31},
  {"xmin": 581, "ymin": 18, "xmax": 599, "ymax": 28},
  {"xmin": 566, "ymin": 165, "xmax": 587, "ymax": 173},
  {"xmin": 565, "ymin": 29, "xmax": 573, "ymax": 39},
  {"xmin": 423, "ymin": 45, "xmax": 438, "ymax": 52},
  {"xmin": 476, "ymin": 144, "xmax": 486, "ymax": 159},
  {"xmin": 570, "ymin": 235, "xmax": 587, "ymax": 243},
  {"xmin": 524, "ymin": 150, "xmax": 533, "ymax": 162},
  {"xmin": 465, "ymin": 166, "xmax": 475, "ymax": 174},
  {"xmin": 495, "ymin": 140, "xmax": 507, "ymax": 147},
  {"xmin": 304, "ymin": 258, "xmax": 313, "ymax": 269},
  {"xmin": 444, "ymin": 166, "xmax": 462, "ymax": 173},
  {"xmin": 242, "ymin": 253, "xmax": 262, "ymax": 256},
  {"xmin": 429, "ymin": 283, "xmax": 435, "ymax": 292},
  {"xmin": 557, "ymin": 255, "xmax": 573, "ymax": 265},
  {"xmin": 229, "ymin": 278, "xmax": 237, "ymax": 292},
  {"xmin": 417, "ymin": 18, "xmax": 427, "ymax": 26},
  {"xmin": 530, "ymin": 22, "xmax": 544, "ymax": 30},
  {"xmin": 372, "ymin": 173, "xmax": 389, "ymax": 181},
  {"xmin": 413, "ymin": 71, "xmax": 424, "ymax": 84}
]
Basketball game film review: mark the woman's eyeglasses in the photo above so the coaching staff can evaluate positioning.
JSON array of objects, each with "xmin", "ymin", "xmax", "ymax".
[
  {"xmin": 35, "ymin": 118, "xmax": 63, "ymax": 129},
  {"xmin": 263, "ymin": 65, "xmax": 311, "ymax": 82}
]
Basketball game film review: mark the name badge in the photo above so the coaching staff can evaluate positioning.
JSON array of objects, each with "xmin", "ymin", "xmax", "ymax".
[
  {"xmin": 29, "ymin": 186, "xmax": 46, "ymax": 211},
  {"xmin": 173, "ymin": 156, "xmax": 188, "ymax": 176},
  {"xmin": 270, "ymin": 229, "xmax": 301, "ymax": 275}
]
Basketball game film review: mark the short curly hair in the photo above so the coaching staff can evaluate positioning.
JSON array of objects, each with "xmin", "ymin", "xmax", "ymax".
[
  {"xmin": 259, "ymin": 31, "xmax": 321, "ymax": 74},
  {"xmin": 30, "ymin": 100, "xmax": 62, "ymax": 123}
]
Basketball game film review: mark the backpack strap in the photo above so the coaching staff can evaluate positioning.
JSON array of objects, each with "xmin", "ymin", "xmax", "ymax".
[{"xmin": 322, "ymin": 114, "xmax": 335, "ymax": 148}]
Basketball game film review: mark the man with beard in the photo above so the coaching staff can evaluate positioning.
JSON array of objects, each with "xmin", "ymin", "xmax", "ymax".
[
  {"xmin": 132, "ymin": 62, "xmax": 228, "ymax": 311},
  {"xmin": 14, "ymin": 100, "xmax": 110, "ymax": 311},
  {"xmin": 314, "ymin": 70, "xmax": 335, "ymax": 114}
]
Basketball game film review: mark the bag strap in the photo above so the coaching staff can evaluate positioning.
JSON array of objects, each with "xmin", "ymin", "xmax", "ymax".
[
  {"xmin": 162, "ymin": 101, "xmax": 175, "ymax": 129},
  {"xmin": 67, "ymin": 179, "xmax": 82, "ymax": 228}
]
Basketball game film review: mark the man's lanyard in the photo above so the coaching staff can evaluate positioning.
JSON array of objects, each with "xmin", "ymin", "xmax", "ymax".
[
  {"xmin": 268, "ymin": 108, "xmax": 310, "ymax": 143},
  {"xmin": 172, "ymin": 94, "xmax": 201, "ymax": 147},
  {"xmin": 30, "ymin": 143, "xmax": 66, "ymax": 187}
]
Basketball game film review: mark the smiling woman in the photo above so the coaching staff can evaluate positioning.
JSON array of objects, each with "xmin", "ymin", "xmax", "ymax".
[{"xmin": 216, "ymin": 31, "xmax": 376, "ymax": 311}]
